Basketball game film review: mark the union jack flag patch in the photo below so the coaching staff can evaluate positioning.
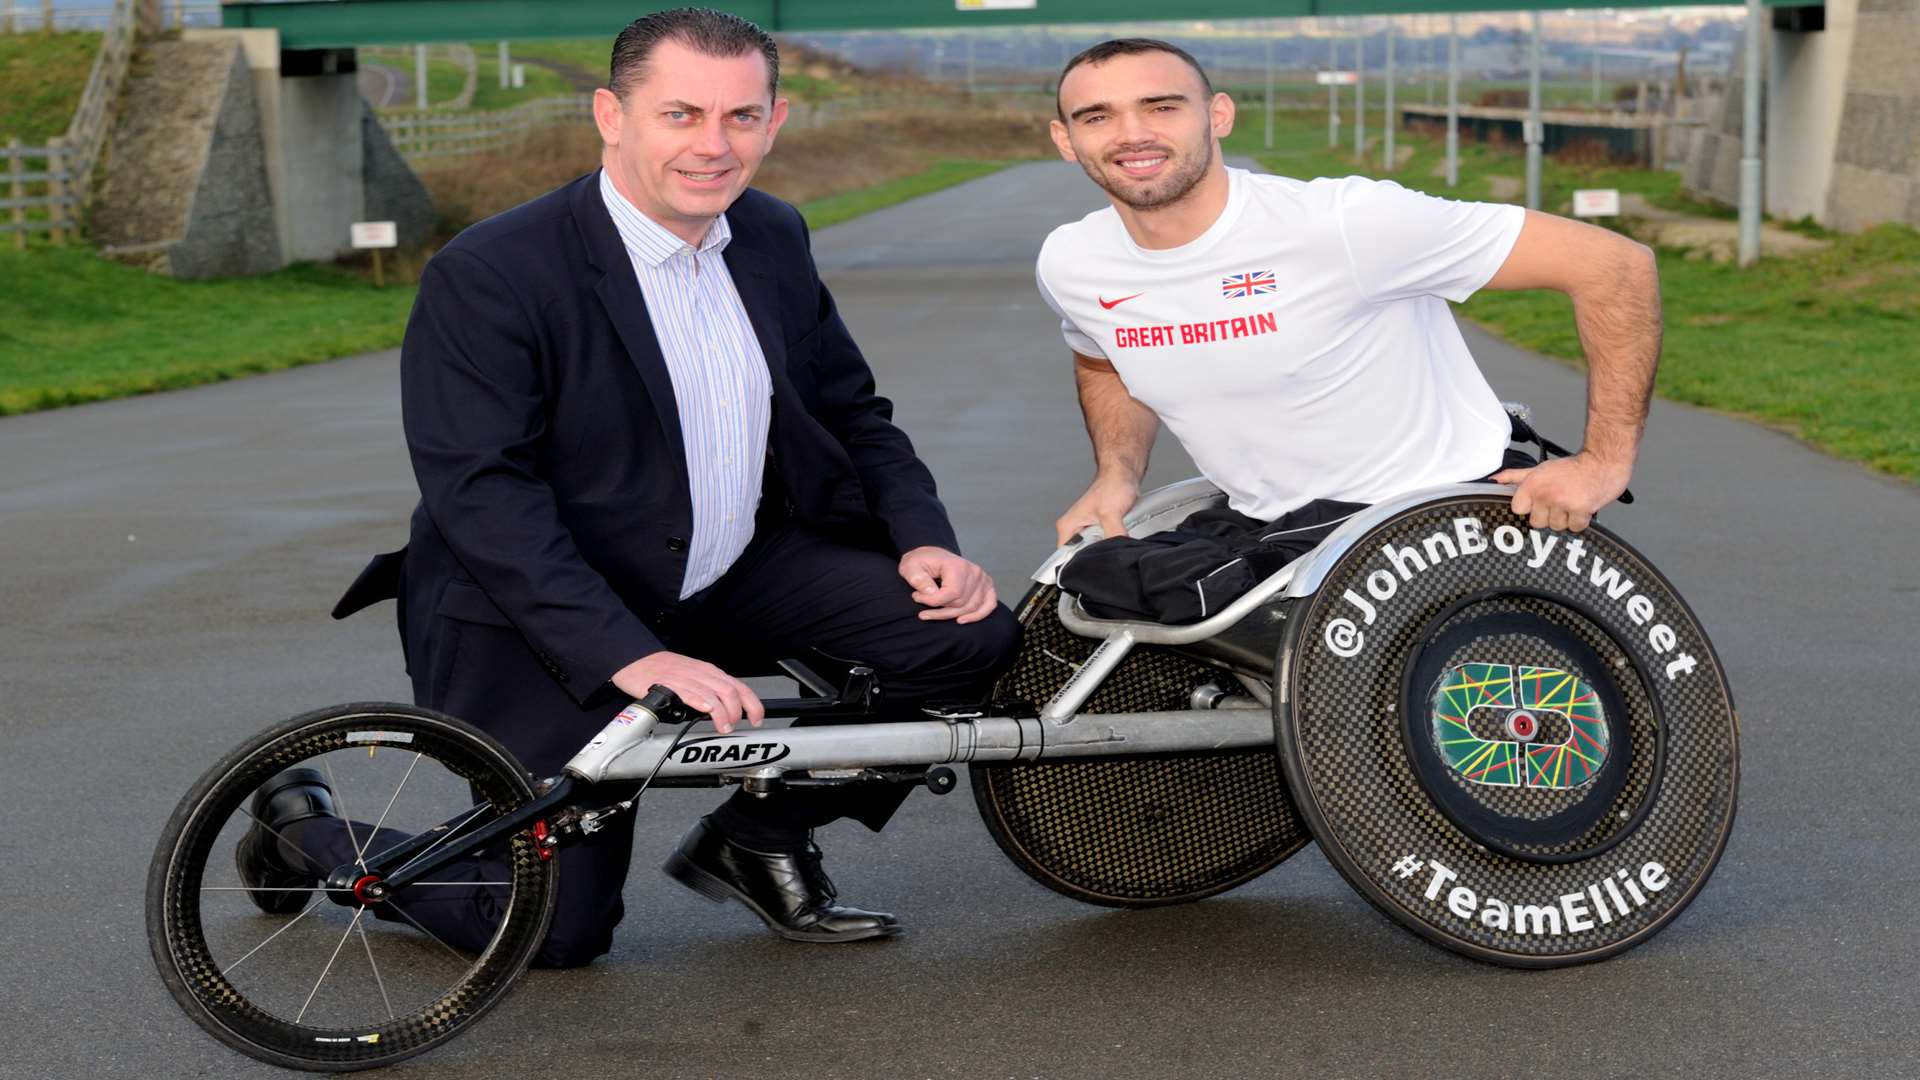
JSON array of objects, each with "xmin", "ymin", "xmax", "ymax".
[{"xmin": 1221, "ymin": 270, "xmax": 1277, "ymax": 298}]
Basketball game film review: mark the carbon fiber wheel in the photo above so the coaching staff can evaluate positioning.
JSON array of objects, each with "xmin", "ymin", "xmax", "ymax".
[
  {"xmin": 147, "ymin": 704, "xmax": 557, "ymax": 1071},
  {"xmin": 973, "ymin": 584, "xmax": 1310, "ymax": 908},
  {"xmin": 1275, "ymin": 495, "xmax": 1738, "ymax": 967}
]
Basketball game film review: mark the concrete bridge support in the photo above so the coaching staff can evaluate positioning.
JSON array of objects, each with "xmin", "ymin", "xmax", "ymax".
[
  {"xmin": 169, "ymin": 28, "xmax": 432, "ymax": 268},
  {"xmin": 1688, "ymin": 0, "xmax": 1920, "ymax": 234}
]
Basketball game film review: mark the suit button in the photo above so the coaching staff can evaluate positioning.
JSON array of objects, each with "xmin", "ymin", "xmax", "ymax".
[{"xmin": 666, "ymin": 536, "xmax": 687, "ymax": 551}]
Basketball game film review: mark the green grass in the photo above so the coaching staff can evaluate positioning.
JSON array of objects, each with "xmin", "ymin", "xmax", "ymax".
[
  {"xmin": 0, "ymin": 244, "xmax": 414, "ymax": 415},
  {"xmin": 362, "ymin": 47, "xmax": 473, "ymax": 108},
  {"xmin": 498, "ymin": 37, "xmax": 610, "ymax": 80},
  {"xmin": 468, "ymin": 52, "xmax": 577, "ymax": 110},
  {"xmin": 795, "ymin": 158, "xmax": 1013, "ymax": 230},
  {"xmin": 1226, "ymin": 110, "xmax": 1920, "ymax": 480},
  {"xmin": 1465, "ymin": 229, "xmax": 1920, "ymax": 479},
  {"xmin": 0, "ymin": 31, "xmax": 100, "ymax": 145}
]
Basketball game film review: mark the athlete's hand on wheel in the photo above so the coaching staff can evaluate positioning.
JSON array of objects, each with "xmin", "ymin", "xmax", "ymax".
[
  {"xmin": 899, "ymin": 546, "xmax": 998, "ymax": 624},
  {"xmin": 1055, "ymin": 476, "xmax": 1139, "ymax": 546},
  {"xmin": 611, "ymin": 652, "xmax": 764, "ymax": 734},
  {"xmin": 1493, "ymin": 452, "xmax": 1632, "ymax": 533}
]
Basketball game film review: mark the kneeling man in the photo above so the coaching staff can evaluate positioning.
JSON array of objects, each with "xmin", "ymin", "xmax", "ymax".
[
  {"xmin": 1037, "ymin": 39, "xmax": 1662, "ymax": 623},
  {"xmin": 242, "ymin": 9, "xmax": 1018, "ymax": 967}
]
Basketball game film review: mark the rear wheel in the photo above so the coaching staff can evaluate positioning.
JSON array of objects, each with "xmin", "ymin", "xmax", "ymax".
[
  {"xmin": 972, "ymin": 584, "xmax": 1311, "ymax": 908},
  {"xmin": 146, "ymin": 703, "xmax": 557, "ymax": 1071},
  {"xmin": 1275, "ymin": 496, "xmax": 1739, "ymax": 967}
]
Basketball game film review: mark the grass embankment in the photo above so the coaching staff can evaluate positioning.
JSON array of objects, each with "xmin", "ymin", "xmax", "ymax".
[
  {"xmin": 1225, "ymin": 112, "xmax": 1920, "ymax": 480},
  {"xmin": 0, "ymin": 31, "xmax": 100, "ymax": 144}
]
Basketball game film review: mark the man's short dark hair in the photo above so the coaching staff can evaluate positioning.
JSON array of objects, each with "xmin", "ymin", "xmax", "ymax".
[
  {"xmin": 1056, "ymin": 38, "xmax": 1213, "ymax": 120},
  {"xmin": 609, "ymin": 7, "xmax": 780, "ymax": 100}
]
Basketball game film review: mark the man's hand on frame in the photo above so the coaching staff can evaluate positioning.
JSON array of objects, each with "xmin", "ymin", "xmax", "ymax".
[
  {"xmin": 1054, "ymin": 475, "xmax": 1140, "ymax": 547},
  {"xmin": 1493, "ymin": 452, "xmax": 1633, "ymax": 533},
  {"xmin": 612, "ymin": 652, "xmax": 765, "ymax": 734},
  {"xmin": 898, "ymin": 546, "xmax": 998, "ymax": 624}
]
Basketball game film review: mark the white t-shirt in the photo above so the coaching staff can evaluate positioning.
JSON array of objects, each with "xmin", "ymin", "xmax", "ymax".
[{"xmin": 1036, "ymin": 167, "xmax": 1524, "ymax": 522}]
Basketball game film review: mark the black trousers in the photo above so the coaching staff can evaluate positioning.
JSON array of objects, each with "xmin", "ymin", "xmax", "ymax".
[
  {"xmin": 1059, "ymin": 498, "xmax": 1367, "ymax": 624},
  {"xmin": 290, "ymin": 520, "xmax": 1020, "ymax": 967},
  {"xmin": 1060, "ymin": 451, "xmax": 1537, "ymax": 625}
]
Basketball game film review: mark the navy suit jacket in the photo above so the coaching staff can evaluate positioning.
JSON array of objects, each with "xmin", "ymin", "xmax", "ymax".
[{"xmin": 338, "ymin": 172, "xmax": 959, "ymax": 709}]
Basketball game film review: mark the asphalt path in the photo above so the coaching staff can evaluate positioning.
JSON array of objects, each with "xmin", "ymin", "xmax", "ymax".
[
  {"xmin": 358, "ymin": 62, "xmax": 407, "ymax": 109},
  {"xmin": 4, "ymin": 161, "xmax": 1917, "ymax": 1079}
]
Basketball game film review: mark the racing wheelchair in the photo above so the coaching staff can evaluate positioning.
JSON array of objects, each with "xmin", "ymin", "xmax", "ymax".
[{"xmin": 146, "ymin": 419, "xmax": 1740, "ymax": 1072}]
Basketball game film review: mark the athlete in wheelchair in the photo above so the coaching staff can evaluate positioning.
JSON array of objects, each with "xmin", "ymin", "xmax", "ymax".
[{"xmin": 145, "ymin": 33, "xmax": 1736, "ymax": 1074}]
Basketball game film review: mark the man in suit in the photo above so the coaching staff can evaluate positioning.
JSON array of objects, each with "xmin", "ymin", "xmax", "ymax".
[{"xmin": 245, "ymin": 8, "xmax": 1020, "ymax": 967}]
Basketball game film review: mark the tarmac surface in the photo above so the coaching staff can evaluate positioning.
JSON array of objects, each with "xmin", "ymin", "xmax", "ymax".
[{"xmin": 4, "ymin": 161, "xmax": 1917, "ymax": 1079}]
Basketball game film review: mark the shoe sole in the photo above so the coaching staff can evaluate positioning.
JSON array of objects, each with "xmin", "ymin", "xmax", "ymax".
[{"xmin": 662, "ymin": 851, "xmax": 903, "ymax": 944}]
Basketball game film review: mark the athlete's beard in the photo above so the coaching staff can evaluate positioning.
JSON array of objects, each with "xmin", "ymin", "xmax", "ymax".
[{"xmin": 1085, "ymin": 137, "xmax": 1212, "ymax": 212}]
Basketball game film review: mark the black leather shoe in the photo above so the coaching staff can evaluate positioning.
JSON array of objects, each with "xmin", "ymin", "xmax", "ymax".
[
  {"xmin": 664, "ymin": 819, "xmax": 902, "ymax": 943},
  {"xmin": 235, "ymin": 767, "xmax": 337, "ymax": 915}
]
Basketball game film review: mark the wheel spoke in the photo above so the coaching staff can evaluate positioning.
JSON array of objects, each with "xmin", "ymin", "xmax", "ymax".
[
  {"xmin": 356, "ymin": 918, "xmax": 396, "ymax": 1021},
  {"xmin": 320, "ymin": 756, "xmax": 366, "ymax": 870},
  {"xmin": 296, "ymin": 907, "xmax": 365, "ymax": 1024},
  {"xmin": 202, "ymin": 886, "xmax": 355, "ymax": 893},
  {"xmin": 220, "ymin": 896, "xmax": 326, "ymax": 978},
  {"xmin": 387, "ymin": 804, "xmax": 491, "ymax": 879},
  {"xmin": 363, "ymin": 751, "xmax": 423, "ymax": 857},
  {"xmin": 383, "ymin": 899, "xmax": 475, "ymax": 970}
]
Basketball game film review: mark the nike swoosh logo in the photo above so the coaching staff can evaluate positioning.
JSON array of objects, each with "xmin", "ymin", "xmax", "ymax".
[{"xmin": 1098, "ymin": 293, "xmax": 1144, "ymax": 310}]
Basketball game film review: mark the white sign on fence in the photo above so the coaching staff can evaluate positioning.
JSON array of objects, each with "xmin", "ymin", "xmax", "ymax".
[
  {"xmin": 1315, "ymin": 71, "xmax": 1359, "ymax": 86},
  {"xmin": 511, "ymin": 63, "xmax": 525, "ymax": 89},
  {"xmin": 956, "ymin": 0, "xmax": 1036, "ymax": 9},
  {"xmin": 350, "ymin": 221, "xmax": 398, "ymax": 249},
  {"xmin": 1572, "ymin": 189, "xmax": 1621, "ymax": 218}
]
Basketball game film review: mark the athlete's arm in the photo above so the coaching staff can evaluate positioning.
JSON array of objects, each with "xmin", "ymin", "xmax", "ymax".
[
  {"xmin": 1056, "ymin": 352, "xmax": 1159, "ymax": 546},
  {"xmin": 1480, "ymin": 210, "xmax": 1661, "ymax": 532}
]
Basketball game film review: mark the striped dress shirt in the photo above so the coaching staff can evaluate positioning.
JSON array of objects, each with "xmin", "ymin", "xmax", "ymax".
[{"xmin": 599, "ymin": 169, "xmax": 772, "ymax": 599}]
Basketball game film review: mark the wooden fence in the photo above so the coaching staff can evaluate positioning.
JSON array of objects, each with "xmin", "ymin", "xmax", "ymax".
[
  {"xmin": 380, "ymin": 95, "xmax": 597, "ymax": 163},
  {"xmin": 0, "ymin": 0, "xmax": 157, "ymax": 245}
]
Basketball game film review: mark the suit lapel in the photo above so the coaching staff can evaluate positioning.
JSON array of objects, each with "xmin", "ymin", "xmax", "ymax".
[
  {"xmin": 573, "ymin": 176, "xmax": 688, "ymax": 487},
  {"xmin": 722, "ymin": 237, "xmax": 787, "ymax": 379}
]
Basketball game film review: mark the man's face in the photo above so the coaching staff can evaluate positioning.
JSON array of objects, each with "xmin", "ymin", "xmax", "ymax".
[
  {"xmin": 1051, "ymin": 51, "xmax": 1232, "ymax": 212},
  {"xmin": 592, "ymin": 39, "xmax": 788, "ymax": 239}
]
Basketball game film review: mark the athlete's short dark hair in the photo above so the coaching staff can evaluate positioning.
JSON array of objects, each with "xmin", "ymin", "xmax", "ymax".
[
  {"xmin": 609, "ymin": 7, "xmax": 780, "ymax": 100},
  {"xmin": 1056, "ymin": 38, "xmax": 1214, "ymax": 120}
]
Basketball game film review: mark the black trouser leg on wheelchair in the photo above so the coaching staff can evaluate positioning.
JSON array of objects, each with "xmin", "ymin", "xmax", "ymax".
[
  {"xmin": 284, "ymin": 806, "xmax": 636, "ymax": 968},
  {"xmin": 684, "ymin": 521, "xmax": 1021, "ymax": 848}
]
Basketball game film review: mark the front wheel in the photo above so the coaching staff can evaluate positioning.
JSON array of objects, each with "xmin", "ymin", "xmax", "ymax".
[{"xmin": 146, "ymin": 703, "xmax": 558, "ymax": 1072}]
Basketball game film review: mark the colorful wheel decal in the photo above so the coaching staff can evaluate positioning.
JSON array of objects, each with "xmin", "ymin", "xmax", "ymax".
[{"xmin": 1431, "ymin": 663, "xmax": 1609, "ymax": 791}]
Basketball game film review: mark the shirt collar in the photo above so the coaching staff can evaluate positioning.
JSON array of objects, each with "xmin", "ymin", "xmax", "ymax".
[{"xmin": 598, "ymin": 168, "xmax": 731, "ymax": 267}]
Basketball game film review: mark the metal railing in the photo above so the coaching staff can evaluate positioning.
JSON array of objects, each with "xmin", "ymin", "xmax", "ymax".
[{"xmin": 1, "ymin": 0, "xmax": 158, "ymax": 245}]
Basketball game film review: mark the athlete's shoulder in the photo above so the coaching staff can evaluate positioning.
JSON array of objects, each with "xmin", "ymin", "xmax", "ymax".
[
  {"xmin": 1238, "ymin": 169, "xmax": 1364, "ymax": 210},
  {"xmin": 1037, "ymin": 204, "xmax": 1124, "ymax": 281}
]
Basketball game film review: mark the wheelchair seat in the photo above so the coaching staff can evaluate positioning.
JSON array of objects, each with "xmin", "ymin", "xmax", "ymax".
[{"xmin": 1039, "ymin": 403, "xmax": 1556, "ymax": 681}]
